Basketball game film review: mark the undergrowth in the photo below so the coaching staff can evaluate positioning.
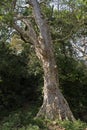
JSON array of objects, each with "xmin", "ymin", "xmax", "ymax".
[
  {"xmin": 0, "ymin": 104, "xmax": 87, "ymax": 130},
  {"xmin": 57, "ymin": 119, "xmax": 87, "ymax": 130}
]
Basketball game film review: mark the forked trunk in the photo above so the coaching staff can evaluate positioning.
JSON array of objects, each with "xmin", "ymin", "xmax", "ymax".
[{"xmin": 35, "ymin": 45, "xmax": 75, "ymax": 121}]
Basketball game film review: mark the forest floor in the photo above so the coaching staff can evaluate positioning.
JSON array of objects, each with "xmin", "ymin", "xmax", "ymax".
[
  {"xmin": 48, "ymin": 124, "xmax": 65, "ymax": 130},
  {"xmin": 0, "ymin": 102, "xmax": 87, "ymax": 130}
]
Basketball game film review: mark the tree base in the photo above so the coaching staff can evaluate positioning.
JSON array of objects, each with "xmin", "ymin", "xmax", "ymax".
[{"xmin": 37, "ymin": 92, "xmax": 75, "ymax": 121}]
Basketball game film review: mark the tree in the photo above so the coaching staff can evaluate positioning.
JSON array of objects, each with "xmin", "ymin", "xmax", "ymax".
[{"xmin": 0, "ymin": 0, "xmax": 75, "ymax": 120}]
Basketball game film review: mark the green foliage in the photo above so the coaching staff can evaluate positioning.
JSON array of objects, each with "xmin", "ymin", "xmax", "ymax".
[
  {"xmin": 0, "ymin": 41, "xmax": 43, "ymax": 118},
  {"xmin": 54, "ymin": 41, "xmax": 87, "ymax": 121},
  {"xmin": 0, "ymin": 104, "xmax": 47, "ymax": 130},
  {"xmin": 0, "ymin": 104, "xmax": 87, "ymax": 130},
  {"xmin": 58, "ymin": 120, "xmax": 87, "ymax": 130}
]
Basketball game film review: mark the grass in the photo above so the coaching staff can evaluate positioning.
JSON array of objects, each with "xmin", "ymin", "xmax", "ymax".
[{"xmin": 0, "ymin": 103, "xmax": 87, "ymax": 130}]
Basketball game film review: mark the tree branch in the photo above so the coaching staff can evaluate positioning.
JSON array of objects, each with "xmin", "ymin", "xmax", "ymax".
[
  {"xmin": 11, "ymin": 0, "xmax": 17, "ymax": 10},
  {"xmin": 22, "ymin": 19, "xmax": 38, "ymax": 44},
  {"xmin": 14, "ymin": 16, "xmax": 34, "ymax": 21},
  {"xmin": 12, "ymin": 22, "xmax": 31, "ymax": 43},
  {"xmin": 12, "ymin": 19, "xmax": 38, "ymax": 46},
  {"xmin": 28, "ymin": 0, "xmax": 52, "ymax": 51}
]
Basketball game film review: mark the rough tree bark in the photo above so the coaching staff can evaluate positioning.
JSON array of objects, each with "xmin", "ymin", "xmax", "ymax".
[
  {"xmin": 28, "ymin": 0, "xmax": 75, "ymax": 121},
  {"xmin": 12, "ymin": 0, "xmax": 75, "ymax": 121}
]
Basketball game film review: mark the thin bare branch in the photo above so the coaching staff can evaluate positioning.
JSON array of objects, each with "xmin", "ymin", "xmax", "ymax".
[
  {"xmin": 14, "ymin": 16, "xmax": 34, "ymax": 21},
  {"xmin": 11, "ymin": 0, "xmax": 17, "ymax": 10}
]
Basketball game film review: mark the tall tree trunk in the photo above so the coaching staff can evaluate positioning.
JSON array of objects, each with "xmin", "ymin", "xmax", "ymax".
[
  {"xmin": 28, "ymin": 0, "xmax": 75, "ymax": 121},
  {"xmin": 35, "ymin": 41, "xmax": 75, "ymax": 121}
]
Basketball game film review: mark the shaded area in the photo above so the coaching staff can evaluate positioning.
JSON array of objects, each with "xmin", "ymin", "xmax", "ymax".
[{"xmin": 0, "ymin": 41, "xmax": 87, "ymax": 122}]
